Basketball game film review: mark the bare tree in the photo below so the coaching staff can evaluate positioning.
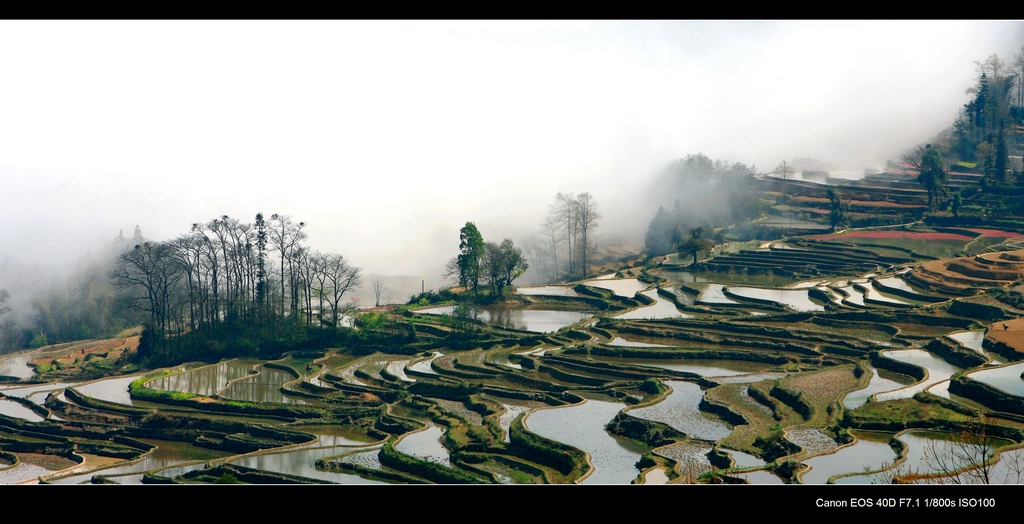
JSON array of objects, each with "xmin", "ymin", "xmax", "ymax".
[
  {"xmin": 975, "ymin": 53, "xmax": 1008, "ymax": 81},
  {"xmin": 540, "ymin": 216, "xmax": 562, "ymax": 281},
  {"xmin": 268, "ymin": 214, "xmax": 306, "ymax": 317},
  {"xmin": 884, "ymin": 420, "xmax": 1021, "ymax": 485},
  {"xmin": 774, "ymin": 160, "xmax": 794, "ymax": 183},
  {"xmin": 371, "ymin": 275, "xmax": 388, "ymax": 307},
  {"xmin": 552, "ymin": 192, "xmax": 577, "ymax": 277},
  {"xmin": 575, "ymin": 193, "xmax": 600, "ymax": 279}
]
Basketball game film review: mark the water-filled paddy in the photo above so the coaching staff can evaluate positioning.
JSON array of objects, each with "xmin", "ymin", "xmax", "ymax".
[
  {"xmin": 384, "ymin": 360, "xmax": 415, "ymax": 382},
  {"xmin": 219, "ymin": 365, "xmax": 307, "ymax": 404},
  {"xmin": 799, "ymin": 431, "xmax": 897, "ymax": 484},
  {"xmin": 395, "ymin": 422, "xmax": 450, "ymax": 467},
  {"xmin": 612, "ymin": 290, "xmax": 691, "ymax": 320},
  {"xmin": 730, "ymin": 469, "xmax": 784, "ymax": 484},
  {"xmin": 0, "ymin": 462, "xmax": 51, "ymax": 484},
  {"xmin": 230, "ymin": 445, "xmax": 385, "ymax": 484},
  {"xmin": 515, "ymin": 285, "xmax": 579, "ymax": 297},
  {"xmin": 966, "ymin": 362, "xmax": 1024, "ymax": 398},
  {"xmin": 1, "ymin": 382, "xmax": 75, "ymax": 404},
  {"xmin": 416, "ymin": 305, "xmax": 591, "ymax": 333},
  {"xmin": 896, "ymin": 430, "xmax": 1004, "ymax": 477},
  {"xmin": 147, "ymin": 359, "xmax": 260, "ymax": 396},
  {"xmin": 642, "ymin": 467, "xmax": 670, "ymax": 484},
  {"xmin": 843, "ymin": 367, "xmax": 915, "ymax": 409},
  {"xmin": 588, "ymin": 356, "xmax": 771, "ymax": 378},
  {"xmin": 787, "ymin": 427, "xmax": 837, "ymax": 457},
  {"xmin": 655, "ymin": 441, "xmax": 713, "ymax": 480},
  {"xmin": 628, "ymin": 381, "xmax": 732, "ymax": 441},
  {"xmin": 823, "ymin": 236, "xmax": 969, "ymax": 258},
  {"xmin": 499, "ymin": 405, "xmax": 531, "ymax": 443},
  {"xmin": 874, "ymin": 276, "xmax": 944, "ymax": 299},
  {"xmin": 73, "ymin": 375, "xmax": 141, "ymax": 406},
  {"xmin": 525, "ymin": 399, "xmax": 645, "ymax": 484},
  {"xmin": 407, "ymin": 352, "xmax": 442, "ymax": 375},
  {"xmin": 604, "ymin": 337, "xmax": 672, "ymax": 348},
  {"xmin": 582, "ymin": 278, "xmax": 648, "ymax": 298},
  {"xmin": 0, "ymin": 353, "xmax": 36, "ymax": 380},
  {"xmin": 690, "ymin": 283, "xmax": 741, "ymax": 304},
  {"xmin": 874, "ymin": 350, "xmax": 961, "ymax": 402},
  {"xmin": 725, "ymin": 286, "xmax": 826, "ymax": 312},
  {"xmin": 725, "ymin": 449, "xmax": 764, "ymax": 468},
  {"xmin": 46, "ymin": 438, "xmax": 234, "ymax": 484},
  {"xmin": 948, "ymin": 331, "xmax": 1006, "ymax": 365},
  {"xmin": 832, "ymin": 284, "xmax": 866, "ymax": 307},
  {"xmin": 0, "ymin": 399, "xmax": 45, "ymax": 421}
]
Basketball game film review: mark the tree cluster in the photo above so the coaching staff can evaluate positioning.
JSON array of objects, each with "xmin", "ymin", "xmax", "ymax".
[
  {"xmin": 949, "ymin": 52, "xmax": 1024, "ymax": 187},
  {"xmin": 643, "ymin": 154, "xmax": 762, "ymax": 256},
  {"xmin": 111, "ymin": 213, "xmax": 361, "ymax": 365},
  {"xmin": 445, "ymin": 222, "xmax": 528, "ymax": 297},
  {"xmin": 526, "ymin": 192, "xmax": 600, "ymax": 282}
]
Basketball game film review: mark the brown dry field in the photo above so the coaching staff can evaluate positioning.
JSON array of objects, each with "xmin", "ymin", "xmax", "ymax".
[
  {"xmin": 916, "ymin": 255, "xmax": 1022, "ymax": 286},
  {"xmin": 987, "ymin": 318, "xmax": 1024, "ymax": 353}
]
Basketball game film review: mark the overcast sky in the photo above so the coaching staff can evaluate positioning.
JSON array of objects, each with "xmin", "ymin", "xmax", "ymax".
[{"xmin": 1, "ymin": 20, "xmax": 1022, "ymax": 282}]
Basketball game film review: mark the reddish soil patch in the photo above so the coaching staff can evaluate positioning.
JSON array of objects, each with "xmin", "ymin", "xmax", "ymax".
[
  {"xmin": 808, "ymin": 231, "xmax": 973, "ymax": 241},
  {"xmin": 967, "ymin": 228, "xmax": 1024, "ymax": 238},
  {"xmin": 987, "ymin": 318, "xmax": 1024, "ymax": 353}
]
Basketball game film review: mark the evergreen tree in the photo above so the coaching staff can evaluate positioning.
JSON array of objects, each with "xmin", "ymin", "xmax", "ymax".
[{"xmin": 457, "ymin": 222, "xmax": 485, "ymax": 295}]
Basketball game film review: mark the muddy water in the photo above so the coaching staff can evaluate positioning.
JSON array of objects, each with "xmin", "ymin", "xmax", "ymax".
[
  {"xmin": 395, "ymin": 422, "xmax": 450, "ymax": 467},
  {"xmin": 525, "ymin": 399, "xmax": 645, "ymax": 484},
  {"xmin": 799, "ymin": 431, "xmax": 896, "ymax": 484},
  {"xmin": 629, "ymin": 381, "xmax": 732, "ymax": 441},
  {"xmin": 147, "ymin": 359, "xmax": 260, "ymax": 396},
  {"xmin": 725, "ymin": 287, "xmax": 826, "ymax": 312},
  {"xmin": 612, "ymin": 290, "xmax": 691, "ymax": 320},
  {"xmin": 843, "ymin": 367, "xmax": 916, "ymax": 409},
  {"xmin": 219, "ymin": 365, "xmax": 306, "ymax": 404},
  {"xmin": 874, "ymin": 350, "xmax": 961, "ymax": 402},
  {"xmin": 966, "ymin": 362, "xmax": 1024, "ymax": 398}
]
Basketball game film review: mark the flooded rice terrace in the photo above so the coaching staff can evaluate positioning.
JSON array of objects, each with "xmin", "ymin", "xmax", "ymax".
[
  {"xmin": 4, "ymin": 236, "xmax": 1023, "ymax": 486},
  {"xmin": 415, "ymin": 305, "xmax": 591, "ymax": 333},
  {"xmin": 525, "ymin": 399, "xmax": 646, "ymax": 484}
]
